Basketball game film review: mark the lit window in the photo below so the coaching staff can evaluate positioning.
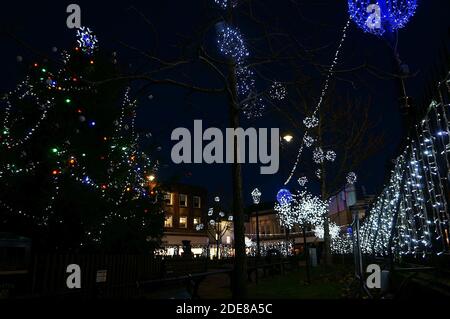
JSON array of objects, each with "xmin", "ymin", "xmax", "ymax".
[
  {"xmin": 179, "ymin": 216, "xmax": 188, "ymax": 228},
  {"xmin": 164, "ymin": 215, "xmax": 173, "ymax": 228},
  {"xmin": 164, "ymin": 193, "xmax": 173, "ymax": 205},
  {"xmin": 226, "ymin": 236, "xmax": 231, "ymax": 244},
  {"xmin": 193, "ymin": 196, "xmax": 201, "ymax": 208},
  {"xmin": 193, "ymin": 217, "xmax": 201, "ymax": 225},
  {"xmin": 179, "ymin": 194, "xmax": 188, "ymax": 207}
]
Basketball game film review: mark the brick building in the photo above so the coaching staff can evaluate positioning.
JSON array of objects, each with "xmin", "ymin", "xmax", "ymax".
[{"xmin": 159, "ymin": 183, "xmax": 208, "ymax": 256}]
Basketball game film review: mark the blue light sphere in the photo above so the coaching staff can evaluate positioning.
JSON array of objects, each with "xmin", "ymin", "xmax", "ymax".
[
  {"xmin": 276, "ymin": 189, "xmax": 293, "ymax": 206},
  {"xmin": 348, "ymin": 0, "xmax": 418, "ymax": 36}
]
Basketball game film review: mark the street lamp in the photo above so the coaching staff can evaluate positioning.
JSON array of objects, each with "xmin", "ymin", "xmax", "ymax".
[
  {"xmin": 282, "ymin": 134, "xmax": 294, "ymax": 143},
  {"xmin": 251, "ymin": 188, "xmax": 262, "ymax": 284}
]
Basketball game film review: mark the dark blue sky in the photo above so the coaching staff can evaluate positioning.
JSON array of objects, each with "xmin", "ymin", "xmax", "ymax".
[{"xmin": 1, "ymin": 1, "xmax": 449, "ymax": 207}]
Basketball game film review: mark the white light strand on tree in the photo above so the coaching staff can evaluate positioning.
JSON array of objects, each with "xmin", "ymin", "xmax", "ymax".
[
  {"xmin": 247, "ymin": 240, "xmax": 293, "ymax": 257},
  {"xmin": 284, "ymin": 18, "xmax": 351, "ymax": 185},
  {"xmin": 1, "ymin": 79, "xmax": 55, "ymax": 150},
  {"xmin": 332, "ymin": 233, "xmax": 353, "ymax": 254},
  {"xmin": 359, "ymin": 92, "xmax": 450, "ymax": 257},
  {"xmin": 214, "ymin": 2, "xmax": 266, "ymax": 119},
  {"xmin": 275, "ymin": 191, "xmax": 327, "ymax": 231},
  {"xmin": 314, "ymin": 221, "xmax": 340, "ymax": 240}
]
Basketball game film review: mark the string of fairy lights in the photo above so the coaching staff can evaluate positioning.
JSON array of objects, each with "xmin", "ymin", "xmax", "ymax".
[
  {"xmin": 357, "ymin": 83, "xmax": 450, "ymax": 258},
  {"xmin": 283, "ymin": 18, "xmax": 351, "ymax": 185},
  {"xmin": 247, "ymin": 240, "xmax": 293, "ymax": 257},
  {"xmin": 2, "ymin": 1, "xmax": 443, "ymax": 260},
  {"xmin": 277, "ymin": 1, "xmax": 423, "ymax": 256}
]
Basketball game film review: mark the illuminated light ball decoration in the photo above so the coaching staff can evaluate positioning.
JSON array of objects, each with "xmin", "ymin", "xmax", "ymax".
[
  {"xmin": 326, "ymin": 150, "xmax": 336, "ymax": 162},
  {"xmin": 276, "ymin": 189, "xmax": 293, "ymax": 206},
  {"xmin": 346, "ymin": 171, "xmax": 357, "ymax": 184},
  {"xmin": 76, "ymin": 27, "xmax": 98, "ymax": 55},
  {"xmin": 242, "ymin": 94, "xmax": 265, "ymax": 119},
  {"xmin": 269, "ymin": 82, "xmax": 287, "ymax": 101},
  {"xmin": 303, "ymin": 116, "xmax": 319, "ymax": 129},
  {"xmin": 214, "ymin": 0, "xmax": 238, "ymax": 9},
  {"xmin": 298, "ymin": 176, "xmax": 308, "ymax": 187},
  {"xmin": 313, "ymin": 147, "xmax": 324, "ymax": 164},
  {"xmin": 216, "ymin": 23, "xmax": 249, "ymax": 63},
  {"xmin": 236, "ymin": 66, "xmax": 255, "ymax": 97},
  {"xmin": 348, "ymin": 0, "xmax": 418, "ymax": 36},
  {"xmin": 303, "ymin": 134, "xmax": 315, "ymax": 148}
]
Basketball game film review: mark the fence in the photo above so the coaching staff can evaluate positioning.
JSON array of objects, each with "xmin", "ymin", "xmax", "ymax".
[
  {"xmin": 359, "ymin": 70, "xmax": 450, "ymax": 259},
  {"xmin": 2, "ymin": 254, "xmax": 210, "ymax": 299}
]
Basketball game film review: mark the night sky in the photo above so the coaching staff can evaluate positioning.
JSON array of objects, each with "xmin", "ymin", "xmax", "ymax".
[{"xmin": 1, "ymin": 1, "xmax": 450, "ymax": 208}]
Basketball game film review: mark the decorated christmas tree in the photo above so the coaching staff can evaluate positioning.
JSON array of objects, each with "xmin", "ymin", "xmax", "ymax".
[{"xmin": 0, "ymin": 27, "xmax": 164, "ymax": 253}]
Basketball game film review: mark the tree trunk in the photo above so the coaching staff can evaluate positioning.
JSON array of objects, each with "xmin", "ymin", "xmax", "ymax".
[
  {"xmin": 303, "ymin": 225, "xmax": 311, "ymax": 284},
  {"xmin": 319, "ymin": 109, "xmax": 333, "ymax": 266},
  {"xmin": 228, "ymin": 60, "xmax": 247, "ymax": 299}
]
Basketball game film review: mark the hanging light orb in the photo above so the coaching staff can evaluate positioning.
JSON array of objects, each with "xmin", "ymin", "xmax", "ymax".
[
  {"xmin": 276, "ymin": 189, "xmax": 293, "ymax": 206},
  {"xmin": 348, "ymin": 0, "xmax": 418, "ymax": 36}
]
